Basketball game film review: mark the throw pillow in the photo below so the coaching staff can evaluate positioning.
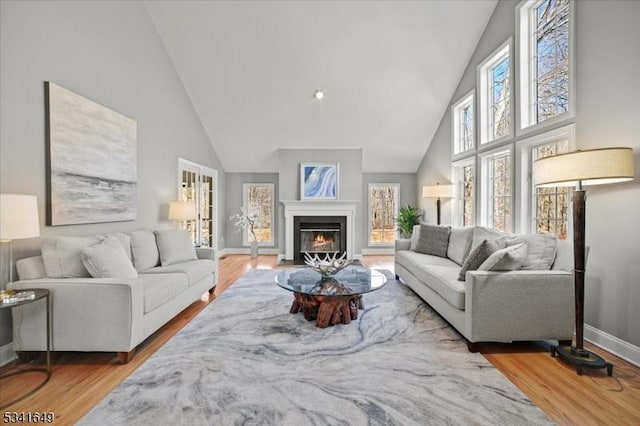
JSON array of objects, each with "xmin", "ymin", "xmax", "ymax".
[
  {"xmin": 446, "ymin": 226, "xmax": 475, "ymax": 265},
  {"xmin": 479, "ymin": 242, "xmax": 528, "ymax": 271},
  {"xmin": 457, "ymin": 239, "xmax": 504, "ymax": 281},
  {"xmin": 414, "ymin": 224, "xmax": 451, "ymax": 257},
  {"xmin": 129, "ymin": 230, "xmax": 160, "ymax": 272},
  {"xmin": 80, "ymin": 236, "xmax": 138, "ymax": 279},
  {"xmin": 154, "ymin": 229, "xmax": 198, "ymax": 266}
]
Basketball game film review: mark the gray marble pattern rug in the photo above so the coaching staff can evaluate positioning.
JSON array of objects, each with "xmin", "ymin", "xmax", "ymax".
[{"xmin": 80, "ymin": 268, "xmax": 553, "ymax": 425}]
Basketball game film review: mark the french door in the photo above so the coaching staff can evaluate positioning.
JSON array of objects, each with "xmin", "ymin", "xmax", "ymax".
[{"xmin": 177, "ymin": 158, "xmax": 218, "ymax": 248}]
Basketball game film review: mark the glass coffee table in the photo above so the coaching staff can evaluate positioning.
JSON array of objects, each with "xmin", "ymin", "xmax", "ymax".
[{"xmin": 275, "ymin": 267, "xmax": 387, "ymax": 328}]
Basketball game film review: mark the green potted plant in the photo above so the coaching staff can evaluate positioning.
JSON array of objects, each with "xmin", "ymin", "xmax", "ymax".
[{"xmin": 396, "ymin": 205, "xmax": 422, "ymax": 239}]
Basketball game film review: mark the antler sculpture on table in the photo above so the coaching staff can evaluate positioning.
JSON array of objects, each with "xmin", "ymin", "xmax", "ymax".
[{"xmin": 303, "ymin": 252, "xmax": 353, "ymax": 278}]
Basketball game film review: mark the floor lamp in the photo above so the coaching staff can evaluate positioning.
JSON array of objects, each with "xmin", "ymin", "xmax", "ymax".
[
  {"xmin": 0, "ymin": 194, "xmax": 40, "ymax": 287},
  {"xmin": 168, "ymin": 200, "xmax": 198, "ymax": 242},
  {"xmin": 533, "ymin": 147, "xmax": 634, "ymax": 376},
  {"xmin": 422, "ymin": 183, "xmax": 454, "ymax": 225}
]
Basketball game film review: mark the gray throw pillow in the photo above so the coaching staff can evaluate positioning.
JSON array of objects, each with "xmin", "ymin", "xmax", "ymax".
[
  {"xmin": 154, "ymin": 229, "xmax": 198, "ymax": 266},
  {"xmin": 479, "ymin": 242, "xmax": 528, "ymax": 271},
  {"xmin": 414, "ymin": 224, "xmax": 451, "ymax": 257},
  {"xmin": 129, "ymin": 230, "xmax": 160, "ymax": 272},
  {"xmin": 458, "ymin": 239, "xmax": 504, "ymax": 281},
  {"xmin": 80, "ymin": 236, "xmax": 138, "ymax": 279}
]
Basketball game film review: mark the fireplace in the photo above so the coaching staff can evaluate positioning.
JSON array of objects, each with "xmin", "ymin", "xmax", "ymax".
[{"xmin": 294, "ymin": 216, "xmax": 347, "ymax": 262}]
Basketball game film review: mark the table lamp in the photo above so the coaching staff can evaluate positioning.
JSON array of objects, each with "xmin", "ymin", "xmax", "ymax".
[
  {"xmin": 0, "ymin": 194, "xmax": 40, "ymax": 286},
  {"xmin": 422, "ymin": 183, "xmax": 454, "ymax": 225},
  {"xmin": 534, "ymin": 147, "xmax": 634, "ymax": 375}
]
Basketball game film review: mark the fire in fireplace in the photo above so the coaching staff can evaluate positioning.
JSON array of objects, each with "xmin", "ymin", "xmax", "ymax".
[{"xmin": 293, "ymin": 216, "xmax": 346, "ymax": 262}]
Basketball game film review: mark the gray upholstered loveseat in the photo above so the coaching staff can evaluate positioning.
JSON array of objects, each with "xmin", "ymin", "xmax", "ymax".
[
  {"xmin": 8, "ymin": 229, "xmax": 216, "ymax": 362},
  {"xmin": 395, "ymin": 225, "xmax": 574, "ymax": 351}
]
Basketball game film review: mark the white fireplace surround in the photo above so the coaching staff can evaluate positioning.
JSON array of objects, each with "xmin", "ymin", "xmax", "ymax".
[{"xmin": 281, "ymin": 200, "xmax": 358, "ymax": 261}]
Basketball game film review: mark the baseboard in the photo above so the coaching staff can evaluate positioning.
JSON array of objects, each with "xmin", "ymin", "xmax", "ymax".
[
  {"xmin": 585, "ymin": 324, "xmax": 640, "ymax": 367},
  {"xmin": 0, "ymin": 342, "xmax": 15, "ymax": 367},
  {"xmin": 361, "ymin": 248, "xmax": 395, "ymax": 255},
  {"xmin": 220, "ymin": 248, "xmax": 281, "ymax": 256}
]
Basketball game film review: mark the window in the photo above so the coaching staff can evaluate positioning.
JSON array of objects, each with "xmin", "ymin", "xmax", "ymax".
[
  {"xmin": 516, "ymin": 124, "xmax": 575, "ymax": 238},
  {"xmin": 368, "ymin": 184, "xmax": 399, "ymax": 246},
  {"xmin": 242, "ymin": 183, "xmax": 274, "ymax": 246},
  {"xmin": 452, "ymin": 158, "xmax": 475, "ymax": 227},
  {"xmin": 178, "ymin": 158, "xmax": 218, "ymax": 248},
  {"xmin": 518, "ymin": 0, "xmax": 573, "ymax": 130},
  {"xmin": 478, "ymin": 40, "xmax": 512, "ymax": 144},
  {"xmin": 480, "ymin": 147, "xmax": 513, "ymax": 232},
  {"xmin": 452, "ymin": 91, "xmax": 475, "ymax": 156}
]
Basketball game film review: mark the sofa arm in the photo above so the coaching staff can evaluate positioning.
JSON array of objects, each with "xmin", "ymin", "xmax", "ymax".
[
  {"xmin": 196, "ymin": 247, "xmax": 215, "ymax": 260},
  {"xmin": 395, "ymin": 239, "xmax": 411, "ymax": 251},
  {"xmin": 464, "ymin": 270, "xmax": 574, "ymax": 343},
  {"xmin": 8, "ymin": 278, "xmax": 144, "ymax": 352}
]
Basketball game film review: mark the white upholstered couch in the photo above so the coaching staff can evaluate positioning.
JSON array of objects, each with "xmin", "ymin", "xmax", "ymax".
[
  {"xmin": 395, "ymin": 225, "xmax": 574, "ymax": 351},
  {"xmin": 8, "ymin": 229, "xmax": 216, "ymax": 362}
]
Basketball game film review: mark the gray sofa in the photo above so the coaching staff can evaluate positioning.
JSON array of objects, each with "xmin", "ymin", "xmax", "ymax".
[
  {"xmin": 8, "ymin": 229, "xmax": 216, "ymax": 362},
  {"xmin": 395, "ymin": 225, "xmax": 574, "ymax": 351}
]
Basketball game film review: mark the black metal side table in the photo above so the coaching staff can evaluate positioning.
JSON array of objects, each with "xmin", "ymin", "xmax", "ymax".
[{"xmin": 0, "ymin": 288, "xmax": 51, "ymax": 409}]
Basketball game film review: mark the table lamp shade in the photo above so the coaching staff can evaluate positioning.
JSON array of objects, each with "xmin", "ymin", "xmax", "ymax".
[
  {"xmin": 0, "ymin": 194, "xmax": 40, "ymax": 240},
  {"xmin": 422, "ymin": 184, "xmax": 454, "ymax": 198},
  {"xmin": 168, "ymin": 201, "xmax": 197, "ymax": 221},
  {"xmin": 534, "ymin": 147, "xmax": 634, "ymax": 187}
]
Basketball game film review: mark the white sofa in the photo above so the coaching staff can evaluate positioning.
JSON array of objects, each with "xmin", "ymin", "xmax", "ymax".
[
  {"xmin": 395, "ymin": 225, "xmax": 574, "ymax": 351},
  {"xmin": 8, "ymin": 229, "xmax": 216, "ymax": 362}
]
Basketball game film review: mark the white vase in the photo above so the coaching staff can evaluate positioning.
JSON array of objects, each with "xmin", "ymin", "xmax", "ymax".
[{"xmin": 250, "ymin": 241, "xmax": 259, "ymax": 259}]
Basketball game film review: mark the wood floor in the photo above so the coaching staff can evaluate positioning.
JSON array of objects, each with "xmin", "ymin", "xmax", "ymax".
[{"xmin": 1, "ymin": 254, "xmax": 638, "ymax": 425}]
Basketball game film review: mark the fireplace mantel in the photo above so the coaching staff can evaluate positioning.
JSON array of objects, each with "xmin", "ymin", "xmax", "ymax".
[{"xmin": 281, "ymin": 200, "xmax": 358, "ymax": 260}]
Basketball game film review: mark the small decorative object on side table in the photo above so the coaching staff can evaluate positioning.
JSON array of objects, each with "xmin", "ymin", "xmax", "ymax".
[{"xmin": 0, "ymin": 288, "xmax": 52, "ymax": 409}]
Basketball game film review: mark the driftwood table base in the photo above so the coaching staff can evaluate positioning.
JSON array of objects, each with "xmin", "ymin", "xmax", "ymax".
[{"xmin": 289, "ymin": 293, "xmax": 364, "ymax": 328}]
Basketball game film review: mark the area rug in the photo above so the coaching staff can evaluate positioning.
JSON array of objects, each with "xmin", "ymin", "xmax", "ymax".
[{"xmin": 80, "ymin": 269, "xmax": 552, "ymax": 425}]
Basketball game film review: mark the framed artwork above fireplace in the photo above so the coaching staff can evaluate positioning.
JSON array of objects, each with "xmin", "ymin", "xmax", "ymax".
[{"xmin": 300, "ymin": 163, "xmax": 338, "ymax": 200}]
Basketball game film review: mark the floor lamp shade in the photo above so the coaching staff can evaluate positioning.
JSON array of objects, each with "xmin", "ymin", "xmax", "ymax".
[
  {"xmin": 422, "ymin": 183, "xmax": 454, "ymax": 225},
  {"xmin": 0, "ymin": 194, "xmax": 40, "ymax": 240},
  {"xmin": 168, "ymin": 201, "xmax": 197, "ymax": 221},
  {"xmin": 533, "ymin": 147, "xmax": 634, "ymax": 376}
]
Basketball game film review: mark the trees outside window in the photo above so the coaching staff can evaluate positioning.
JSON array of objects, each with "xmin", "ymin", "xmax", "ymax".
[
  {"xmin": 368, "ymin": 184, "xmax": 399, "ymax": 246},
  {"xmin": 480, "ymin": 147, "xmax": 513, "ymax": 233},
  {"xmin": 478, "ymin": 39, "xmax": 512, "ymax": 145},
  {"xmin": 532, "ymin": 140, "xmax": 570, "ymax": 239},
  {"xmin": 452, "ymin": 91, "xmax": 475, "ymax": 156},
  {"xmin": 518, "ymin": 0, "xmax": 573, "ymax": 130},
  {"xmin": 453, "ymin": 158, "xmax": 475, "ymax": 227}
]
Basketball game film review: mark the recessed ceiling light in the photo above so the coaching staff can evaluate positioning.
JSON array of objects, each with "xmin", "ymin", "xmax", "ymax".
[{"xmin": 313, "ymin": 90, "xmax": 325, "ymax": 101}]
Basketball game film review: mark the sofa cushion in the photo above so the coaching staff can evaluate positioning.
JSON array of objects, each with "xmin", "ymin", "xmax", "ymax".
[
  {"xmin": 513, "ymin": 233, "xmax": 558, "ymax": 270},
  {"xmin": 129, "ymin": 230, "xmax": 160, "ymax": 272},
  {"xmin": 447, "ymin": 226, "xmax": 474, "ymax": 265},
  {"xmin": 41, "ymin": 235, "xmax": 103, "ymax": 278},
  {"xmin": 409, "ymin": 224, "xmax": 421, "ymax": 251},
  {"xmin": 80, "ymin": 236, "xmax": 138, "ymax": 279},
  {"xmin": 458, "ymin": 239, "xmax": 504, "ymax": 281},
  {"xmin": 154, "ymin": 229, "xmax": 198, "ymax": 266},
  {"xmin": 143, "ymin": 259, "xmax": 214, "ymax": 287},
  {"xmin": 140, "ymin": 273, "xmax": 189, "ymax": 314},
  {"xmin": 470, "ymin": 226, "xmax": 508, "ymax": 254},
  {"xmin": 414, "ymin": 224, "xmax": 450, "ymax": 257},
  {"xmin": 106, "ymin": 232, "xmax": 132, "ymax": 260},
  {"xmin": 551, "ymin": 239, "xmax": 573, "ymax": 272},
  {"xmin": 396, "ymin": 249, "xmax": 461, "ymax": 273},
  {"xmin": 414, "ymin": 264, "xmax": 466, "ymax": 310},
  {"xmin": 479, "ymin": 242, "xmax": 528, "ymax": 271}
]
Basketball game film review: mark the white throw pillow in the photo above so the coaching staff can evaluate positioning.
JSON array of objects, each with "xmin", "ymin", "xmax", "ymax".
[
  {"xmin": 41, "ymin": 235, "xmax": 103, "ymax": 278},
  {"xmin": 129, "ymin": 230, "xmax": 160, "ymax": 272},
  {"xmin": 447, "ymin": 226, "xmax": 475, "ymax": 265},
  {"xmin": 154, "ymin": 229, "xmax": 197, "ymax": 266},
  {"xmin": 80, "ymin": 236, "xmax": 138, "ymax": 279},
  {"xmin": 479, "ymin": 242, "xmax": 528, "ymax": 271},
  {"xmin": 409, "ymin": 224, "xmax": 421, "ymax": 251}
]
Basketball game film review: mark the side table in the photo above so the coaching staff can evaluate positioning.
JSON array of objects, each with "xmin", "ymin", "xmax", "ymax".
[{"xmin": 0, "ymin": 288, "xmax": 51, "ymax": 409}]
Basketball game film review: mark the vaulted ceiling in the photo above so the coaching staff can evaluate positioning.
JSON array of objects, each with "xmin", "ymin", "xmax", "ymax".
[{"xmin": 144, "ymin": 1, "xmax": 497, "ymax": 173}]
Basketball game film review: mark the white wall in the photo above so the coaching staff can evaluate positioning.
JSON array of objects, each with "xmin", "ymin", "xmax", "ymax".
[
  {"xmin": 0, "ymin": 1, "xmax": 225, "ymax": 346},
  {"xmin": 416, "ymin": 0, "xmax": 640, "ymax": 349}
]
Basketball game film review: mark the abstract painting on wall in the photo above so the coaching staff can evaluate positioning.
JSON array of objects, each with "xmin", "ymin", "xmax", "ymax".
[
  {"xmin": 45, "ymin": 82, "xmax": 137, "ymax": 225},
  {"xmin": 300, "ymin": 163, "xmax": 338, "ymax": 200}
]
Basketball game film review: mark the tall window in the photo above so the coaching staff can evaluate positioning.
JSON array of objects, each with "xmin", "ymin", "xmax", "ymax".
[
  {"xmin": 452, "ymin": 92, "xmax": 475, "ymax": 156},
  {"xmin": 368, "ymin": 184, "xmax": 399, "ymax": 246},
  {"xmin": 518, "ymin": 0, "xmax": 572, "ymax": 130},
  {"xmin": 453, "ymin": 159, "xmax": 475, "ymax": 227},
  {"xmin": 478, "ymin": 40, "xmax": 511, "ymax": 144},
  {"xmin": 532, "ymin": 140, "xmax": 570, "ymax": 239},
  {"xmin": 480, "ymin": 148, "xmax": 512, "ymax": 232},
  {"xmin": 242, "ymin": 183, "xmax": 274, "ymax": 246},
  {"xmin": 178, "ymin": 158, "xmax": 218, "ymax": 248}
]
